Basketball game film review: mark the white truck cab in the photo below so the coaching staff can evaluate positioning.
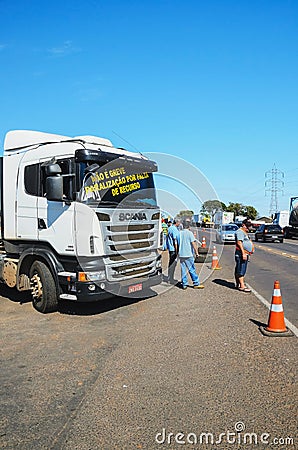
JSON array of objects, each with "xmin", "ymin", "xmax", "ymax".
[{"xmin": 0, "ymin": 130, "xmax": 162, "ymax": 312}]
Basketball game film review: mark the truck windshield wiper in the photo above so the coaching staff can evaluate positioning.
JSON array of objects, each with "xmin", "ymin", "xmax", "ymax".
[
  {"xmin": 123, "ymin": 200, "xmax": 157, "ymax": 208},
  {"xmin": 97, "ymin": 200, "xmax": 120, "ymax": 206},
  {"xmin": 81, "ymin": 198, "xmax": 157, "ymax": 208}
]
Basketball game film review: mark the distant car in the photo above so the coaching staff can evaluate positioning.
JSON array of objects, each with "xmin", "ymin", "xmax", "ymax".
[
  {"xmin": 216, "ymin": 224, "xmax": 238, "ymax": 244},
  {"xmin": 254, "ymin": 224, "xmax": 283, "ymax": 243}
]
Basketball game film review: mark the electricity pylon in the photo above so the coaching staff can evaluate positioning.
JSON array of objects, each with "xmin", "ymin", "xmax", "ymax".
[{"xmin": 265, "ymin": 164, "xmax": 284, "ymax": 218}]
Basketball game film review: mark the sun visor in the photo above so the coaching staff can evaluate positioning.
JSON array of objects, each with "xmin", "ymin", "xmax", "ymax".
[{"xmin": 75, "ymin": 149, "xmax": 158, "ymax": 175}]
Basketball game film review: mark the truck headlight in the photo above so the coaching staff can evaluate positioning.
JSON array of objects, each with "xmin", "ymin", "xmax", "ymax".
[{"xmin": 78, "ymin": 271, "xmax": 106, "ymax": 282}]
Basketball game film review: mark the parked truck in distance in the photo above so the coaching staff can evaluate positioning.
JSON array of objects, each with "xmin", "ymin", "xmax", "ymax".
[
  {"xmin": 282, "ymin": 197, "xmax": 298, "ymax": 239},
  {"xmin": 273, "ymin": 210, "xmax": 290, "ymax": 229},
  {"xmin": 214, "ymin": 211, "xmax": 234, "ymax": 228},
  {"xmin": 0, "ymin": 130, "xmax": 162, "ymax": 313}
]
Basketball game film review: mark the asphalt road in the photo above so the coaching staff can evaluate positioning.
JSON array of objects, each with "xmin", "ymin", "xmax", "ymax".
[{"xmin": 0, "ymin": 251, "xmax": 297, "ymax": 449}]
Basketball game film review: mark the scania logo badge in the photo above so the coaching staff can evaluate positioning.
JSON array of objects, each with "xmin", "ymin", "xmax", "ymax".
[{"xmin": 119, "ymin": 212, "xmax": 147, "ymax": 221}]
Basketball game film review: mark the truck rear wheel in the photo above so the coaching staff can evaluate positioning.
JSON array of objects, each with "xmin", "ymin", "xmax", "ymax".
[{"xmin": 29, "ymin": 261, "xmax": 58, "ymax": 313}]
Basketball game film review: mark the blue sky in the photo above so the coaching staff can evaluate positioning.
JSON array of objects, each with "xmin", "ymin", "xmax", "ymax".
[{"xmin": 1, "ymin": 0, "xmax": 297, "ymax": 217}]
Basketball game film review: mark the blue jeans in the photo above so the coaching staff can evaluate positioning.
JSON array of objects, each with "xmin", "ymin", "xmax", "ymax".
[{"xmin": 180, "ymin": 257, "xmax": 199, "ymax": 286}]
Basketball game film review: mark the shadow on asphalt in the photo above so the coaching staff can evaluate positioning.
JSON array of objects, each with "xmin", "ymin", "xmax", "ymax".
[
  {"xmin": 0, "ymin": 285, "xmax": 32, "ymax": 304},
  {"xmin": 249, "ymin": 318, "xmax": 267, "ymax": 328},
  {"xmin": 59, "ymin": 288, "xmax": 158, "ymax": 316},
  {"xmin": 212, "ymin": 279, "xmax": 236, "ymax": 290},
  {"xmin": 0, "ymin": 284, "xmax": 158, "ymax": 316}
]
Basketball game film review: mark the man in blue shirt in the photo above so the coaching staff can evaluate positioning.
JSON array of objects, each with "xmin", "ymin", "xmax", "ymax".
[
  {"xmin": 178, "ymin": 220, "xmax": 204, "ymax": 289},
  {"xmin": 166, "ymin": 219, "xmax": 181, "ymax": 284}
]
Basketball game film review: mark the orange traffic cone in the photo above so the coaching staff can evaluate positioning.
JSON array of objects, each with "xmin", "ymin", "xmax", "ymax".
[
  {"xmin": 211, "ymin": 246, "xmax": 221, "ymax": 270},
  {"xmin": 201, "ymin": 236, "xmax": 206, "ymax": 248},
  {"xmin": 260, "ymin": 281, "xmax": 293, "ymax": 337}
]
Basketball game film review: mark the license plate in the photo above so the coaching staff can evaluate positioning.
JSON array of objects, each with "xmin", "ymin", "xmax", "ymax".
[
  {"xmin": 128, "ymin": 283, "xmax": 143, "ymax": 294},
  {"xmin": 272, "ymin": 235, "xmax": 278, "ymax": 239}
]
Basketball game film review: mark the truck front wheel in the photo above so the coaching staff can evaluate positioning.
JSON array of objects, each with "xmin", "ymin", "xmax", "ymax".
[{"xmin": 29, "ymin": 261, "xmax": 58, "ymax": 313}]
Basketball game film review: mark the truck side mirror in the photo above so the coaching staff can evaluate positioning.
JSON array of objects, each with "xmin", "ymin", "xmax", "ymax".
[
  {"xmin": 44, "ymin": 163, "xmax": 62, "ymax": 176},
  {"xmin": 46, "ymin": 176, "xmax": 63, "ymax": 201},
  {"xmin": 44, "ymin": 163, "xmax": 63, "ymax": 201}
]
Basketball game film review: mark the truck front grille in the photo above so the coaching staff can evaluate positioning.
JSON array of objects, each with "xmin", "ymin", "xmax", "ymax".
[
  {"xmin": 102, "ymin": 222, "xmax": 159, "ymax": 282},
  {"xmin": 105, "ymin": 253, "xmax": 156, "ymax": 281}
]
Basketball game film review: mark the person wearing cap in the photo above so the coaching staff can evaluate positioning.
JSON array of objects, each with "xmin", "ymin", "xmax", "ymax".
[
  {"xmin": 178, "ymin": 220, "xmax": 204, "ymax": 290},
  {"xmin": 234, "ymin": 219, "xmax": 254, "ymax": 292}
]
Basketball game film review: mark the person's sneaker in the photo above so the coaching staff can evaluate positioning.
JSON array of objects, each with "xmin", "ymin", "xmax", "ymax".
[
  {"xmin": 193, "ymin": 284, "xmax": 204, "ymax": 289},
  {"xmin": 182, "ymin": 285, "xmax": 187, "ymax": 290}
]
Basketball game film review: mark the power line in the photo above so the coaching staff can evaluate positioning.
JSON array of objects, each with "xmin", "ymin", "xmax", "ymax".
[{"xmin": 265, "ymin": 164, "xmax": 284, "ymax": 217}]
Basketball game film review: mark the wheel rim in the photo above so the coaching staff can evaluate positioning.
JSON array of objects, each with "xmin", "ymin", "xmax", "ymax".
[{"xmin": 30, "ymin": 273, "xmax": 43, "ymax": 301}]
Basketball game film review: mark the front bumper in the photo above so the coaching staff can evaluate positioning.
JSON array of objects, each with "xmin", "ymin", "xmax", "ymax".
[
  {"xmin": 265, "ymin": 236, "xmax": 283, "ymax": 241},
  {"xmin": 59, "ymin": 269, "xmax": 162, "ymax": 302},
  {"xmin": 222, "ymin": 235, "xmax": 236, "ymax": 242}
]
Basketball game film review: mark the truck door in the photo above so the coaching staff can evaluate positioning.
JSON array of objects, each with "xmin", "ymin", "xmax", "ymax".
[
  {"xmin": 37, "ymin": 158, "xmax": 75, "ymax": 256},
  {"xmin": 16, "ymin": 162, "xmax": 39, "ymax": 240}
]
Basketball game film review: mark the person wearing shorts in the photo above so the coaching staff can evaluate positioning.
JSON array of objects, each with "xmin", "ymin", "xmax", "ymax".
[{"xmin": 235, "ymin": 219, "xmax": 254, "ymax": 292}]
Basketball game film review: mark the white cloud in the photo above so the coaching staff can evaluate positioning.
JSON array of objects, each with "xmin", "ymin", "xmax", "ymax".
[
  {"xmin": 71, "ymin": 79, "xmax": 103, "ymax": 102},
  {"xmin": 77, "ymin": 88, "xmax": 102, "ymax": 102},
  {"xmin": 48, "ymin": 40, "xmax": 81, "ymax": 56}
]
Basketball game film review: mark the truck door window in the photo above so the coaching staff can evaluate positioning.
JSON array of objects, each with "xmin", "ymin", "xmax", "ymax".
[{"xmin": 24, "ymin": 164, "xmax": 40, "ymax": 196}]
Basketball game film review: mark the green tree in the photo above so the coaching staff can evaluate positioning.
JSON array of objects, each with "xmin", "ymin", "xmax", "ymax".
[
  {"xmin": 201, "ymin": 200, "xmax": 226, "ymax": 214},
  {"xmin": 226, "ymin": 202, "xmax": 245, "ymax": 216},
  {"xmin": 243, "ymin": 205, "xmax": 258, "ymax": 220},
  {"xmin": 225, "ymin": 202, "xmax": 258, "ymax": 219},
  {"xmin": 201, "ymin": 200, "xmax": 258, "ymax": 221},
  {"xmin": 177, "ymin": 210, "xmax": 194, "ymax": 219}
]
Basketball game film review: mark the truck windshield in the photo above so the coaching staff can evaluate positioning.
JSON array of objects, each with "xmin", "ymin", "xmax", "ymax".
[{"xmin": 77, "ymin": 160, "xmax": 157, "ymax": 208}]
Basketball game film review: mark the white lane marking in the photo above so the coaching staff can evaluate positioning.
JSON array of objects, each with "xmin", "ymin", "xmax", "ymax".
[
  {"xmin": 284, "ymin": 239, "xmax": 298, "ymax": 246},
  {"xmin": 254, "ymin": 244, "xmax": 298, "ymax": 261},
  {"xmin": 246, "ymin": 283, "xmax": 298, "ymax": 337}
]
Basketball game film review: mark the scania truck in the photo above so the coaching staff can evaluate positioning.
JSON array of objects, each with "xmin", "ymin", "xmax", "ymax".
[
  {"xmin": 283, "ymin": 197, "xmax": 298, "ymax": 239},
  {"xmin": 0, "ymin": 130, "xmax": 162, "ymax": 313}
]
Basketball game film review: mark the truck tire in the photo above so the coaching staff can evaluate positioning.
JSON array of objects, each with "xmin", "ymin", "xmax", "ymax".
[{"xmin": 29, "ymin": 261, "xmax": 58, "ymax": 313}]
